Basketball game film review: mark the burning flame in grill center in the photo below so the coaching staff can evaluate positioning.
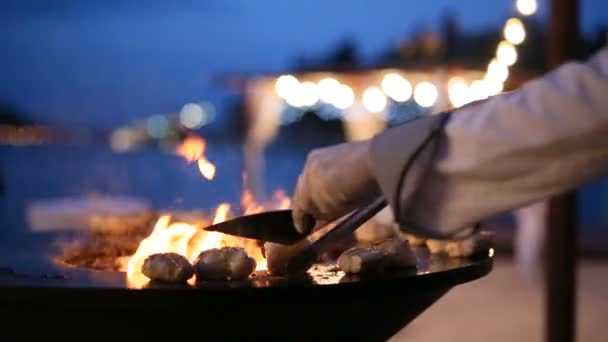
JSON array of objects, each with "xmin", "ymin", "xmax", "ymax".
[
  {"xmin": 123, "ymin": 203, "xmax": 269, "ymax": 288},
  {"xmin": 122, "ymin": 134, "xmax": 290, "ymax": 288},
  {"xmin": 122, "ymin": 191, "xmax": 290, "ymax": 288}
]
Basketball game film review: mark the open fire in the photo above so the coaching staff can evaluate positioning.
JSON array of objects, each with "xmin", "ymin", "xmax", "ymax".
[
  {"xmin": 123, "ymin": 135, "xmax": 291, "ymax": 287},
  {"xmin": 55, "ymin": 133, "xmax": 291, "ymax": 288}
]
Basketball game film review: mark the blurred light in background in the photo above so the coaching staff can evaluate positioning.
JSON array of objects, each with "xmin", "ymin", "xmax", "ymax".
[
  {"xmin": 275, "ymin": 74, "xmax": 300, "ymax": 100},
  {"xmin": 110, "ymin": 128, "xmax": 137, "ymax": 152},
  {"xmin": 381, "ymin": 73, "xmax": 412, "ymax": 103},
  {"xmin": 333, "ymin": 84, "xmax": 355, "ymax": 109},
  {"xmin": 470, "ymin": 80, "xmax": 490, "ymax": 101},
  {"xmin": 362, "ymin": 86, "xmax": 388, "ymax": 113},
  {"xmin": 485, "ymin": 78, "xmax": 505, "ymax": 96},
  {"xmin": 297, "ymin": 81, "xmax": 320, "ymax": 107},
  {"xmin": 317, "ymin": 77, "xmax": 341, "ymax": 103},
  {"xmin": 413, "ymin": 82, "xmax": 438, "ymax": 108},
  {"xmin": 496, "ymin": 41, "xmax": 518, "ymax": 66},
  {"xmin": 146, "ymin": 115, "xmax": 169, "ymax": 139},
  {"xmin": 516, "ymin": 0, "xmax": 538, "ymax": 16},
  {"xmin": 486, "ymin": 58, "xmax": 509, "ymax": 83},
  {"xmin": 504, "ymin": 18, "xmax": 526, "ymax": 45},
  {"xmin": 180, "ymin": 103, "xmax": 207, "ymax": 129},
  {"xmin": 447, "ymin": 77, "xmax": 471, "ymax": 108}
]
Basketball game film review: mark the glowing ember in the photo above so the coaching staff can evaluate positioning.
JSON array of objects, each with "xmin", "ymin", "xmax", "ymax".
[{"xmin": 176, "ymin": 135, "xmax": 216, "ymax": 180}]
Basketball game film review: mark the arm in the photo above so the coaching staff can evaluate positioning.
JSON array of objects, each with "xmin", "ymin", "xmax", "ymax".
[{"xmin": 371, "ymin": 47, "xmax": 608, "ymax": 237}]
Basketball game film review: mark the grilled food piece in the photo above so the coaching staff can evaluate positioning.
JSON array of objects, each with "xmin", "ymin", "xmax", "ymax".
[
  {"xmin": 338, "ymin": 238, "xmax": 417, "ymax": 275},
  {"xmin": 402, "ymin": 234, "xmax": 427, "ymax": 247},
  {"xmin": 425, "ymin": 239, "xmax": 448, "ymax": 255},
  {"xmin": 374, "ymin": 239, "xmax": 417, "ymax": 268},
  {"xmin": 194, "ymin": 247, "xmax": 256, "ymax": 281},
  {"xmin": 338, "ymin": 247, "xmax": 386, "ymax": 274},
  {"xmin": 224, "ymin": 247, "xmax": 257, "ymax": 280},
  {"xmin": 264, "ymin": 239, "xmax": 313, "ymax": 276},
  {"xmin": 445, "ymin": 232, "xmax": 494, "ymax": 258},
  {"xmin": 193, "ymin": 249, "xmax": 229, "ymax": 280},
  {"xmin": 141, "ymin": 252, "xmax": 194, "ymax": 283}
]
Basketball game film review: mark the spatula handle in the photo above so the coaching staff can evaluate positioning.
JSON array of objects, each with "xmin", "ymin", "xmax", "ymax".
[{"xmin": 287, "ymin": 196, "xmax": 387, "ymax": 274}]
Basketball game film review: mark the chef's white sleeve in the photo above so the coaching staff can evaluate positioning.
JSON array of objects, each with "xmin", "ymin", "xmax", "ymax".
[{"xmin": 370, "ymin": 47, "xmax": 608, "ymax": 238}]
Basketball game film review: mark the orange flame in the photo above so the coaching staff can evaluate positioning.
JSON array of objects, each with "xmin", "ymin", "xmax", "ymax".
[
  {"xmin": 123, "ymin": 133, "xmax": 293, "ymax": 287},
  {"xmin": 176, "ymin": 135, "xmax": 215, "ymax": 180},
  {"xmin": 123, "ymin": 198, "xmax": 281, "ymax": 288},
  {"xmin": 272, "ymin": 189, "xmax": 291, "ymax": 209},
  {"xmin": 197, "ymin": 158, "xmax": 216, "ymax": 180}
]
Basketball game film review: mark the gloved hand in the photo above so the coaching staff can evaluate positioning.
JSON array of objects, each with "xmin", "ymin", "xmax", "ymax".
[
  {"xmin": 292, "ymin": 140, "xmax": 381, "ymax": 234},
  {"xmin": 292, "ymin": 113, "xmax": 451, "ymax": 237}
]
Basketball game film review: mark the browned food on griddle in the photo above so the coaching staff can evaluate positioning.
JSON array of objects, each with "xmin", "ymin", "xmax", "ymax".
[
  {"xmin": 224, "ymin": 247, "xmax": 257, "ymax": 280},
  {"xmin": 337, "ymin": 247, "xmax": 386, "ymax": 274},
  {"xmin": 264, "ymin": 239, "xmax": 313, "ymax": 276},
  {"xmin": 141, "ymin": 252, "xmax": 194, "ymax": 283},
  {"xmin": 425, "ymin": 239, "xmax": 448, "ymax": 255},
  {"xmin": 193, "ymin": 247, "xmax": 256, "ymax": 281},
  {"xmin": 373, "ymin": 239, "xmax": 417, "ymax": 269},
  {"xmin": 338, "ymin": 238, "xmax": 417, "ymax": 275},
  {"xmin": 445, "ymin": 232, "xmax": 494, "ymax": 258},
  {"xmin": 402, "ymin": 234, "xmax": 427, "ymax": 247}
]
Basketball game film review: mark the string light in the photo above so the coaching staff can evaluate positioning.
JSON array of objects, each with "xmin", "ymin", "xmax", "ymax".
[
  {"xmin": 485, "ymin": 78, "xmax": 505, "ymax": 96},
  {"xmin": 470, "ymin": 80, "xmax": 490, "ymax": 101},
  {"xmin": 333, "ymin": 84, "xmax": 355, "ymax": 109},
  {"xmin": 317, "ymin": 77, "xmax": 341, "ymax": 103},
  {"xmin": 504, "ymin": 18, "xmax": 526, "ymax": 45},
  {"xmin": 381, "ymin": 73, "xmax": 412, "ymax": 102},
  {"xmin": 271, "ymin": 0, "xmax": 535, "ymax": 117},
  {"xmin": 447, "ymin": 77, "xmax": 471, "ymax": 108},
  {"xmin": 362, "ymin": 86, "xmax": 387, "ymax": 113},
  {"xmin": 486, "ymin": 58, "xmax": 510, "ymax": 83},
  {"xmin": 516, "ymin": 0, "xmax": 537, "ymax": 16},
  {"xmin": 414, "ymin": 82, "xmax": 438, "ymax": 108},
  {"xmin": 275, "ymin": 75, "xmax": 300, "ymax": 99},
  {"xmin": 496, "ymin": 41, "xmax": 518, "ymax": 66},
  {"xmin": 293, "ymin": 81, "xmax": 319, "ymax": 108}
]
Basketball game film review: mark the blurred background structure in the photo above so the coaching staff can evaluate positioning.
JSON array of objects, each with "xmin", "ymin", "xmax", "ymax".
[{"xmin": 1, "ymin": 0, "xmax": 607, "ymax": 341}]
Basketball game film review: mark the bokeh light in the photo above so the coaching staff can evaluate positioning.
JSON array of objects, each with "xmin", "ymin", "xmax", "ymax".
[
  {"xmin": 413, "ymin": 81, "xmax": 438, "ymax": 108},
  {"xmin": 486, "ymin": 58, "xmax": 509, "ymax": 83},
  {"xmin": 179, "ymin": 103, "xmax": 207, "ymax": 129},
  {"xmin": 485, "ymin": 78, "xmax": 505, "ymax": 96},
  {"xmin": 362, "ymin": 86, "xmax": 388, "ymax": 113},
  {"xmin": 146, "ymin": 115, "xmax": 169, "ymax": 139},
  {"xmin": 447, "ymin": 77, "xmax": 471, "ymax": 108},
  {"xmin": 333, "ymin": 84, "xmax": 355, "ymax": 110},
  {"xmin": 381, "ymin": 73, "xmax": 412, "ymax": 102},
  {"xmin": 496, "ymin": 41, "xmax": 518, "ymax": 66},
  {"xmin": 470, "ymin": 80, "xmax": 490, "ymax": 101},
  {"xmin": 275, "ymin": 75, "xmax": 300, "ymax": 99},
  {"xmin": 110, "ymin": 128, "xmax": 136, "ymax": 152},
  {"xmin": 285, "ymin": 81, "xmax": 319, "ymax": 108},
  {"xmin": 504, "ymin": 18, "xmax": 526, "ymax": 45},
  {"xmin": 317, "ymin": 77, "xmax": 341, "ymax": 104},
  {"xmin": 516, "ymin": 0, "xmax": 537, "ymax": 16}
]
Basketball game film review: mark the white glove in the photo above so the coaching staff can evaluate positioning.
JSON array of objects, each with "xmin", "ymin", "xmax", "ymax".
[
  {"xmin": 292, "ymin": 140, "xmax": 381, "ymax": 234},
  {"xmin": 292, "ymin": 113, "xmax": 451, "ymax": 236}
]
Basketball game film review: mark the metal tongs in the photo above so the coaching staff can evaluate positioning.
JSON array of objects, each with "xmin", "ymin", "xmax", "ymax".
[{"xmin": 202, "ymin": 197, "xmax": 387, "ymax": 272}]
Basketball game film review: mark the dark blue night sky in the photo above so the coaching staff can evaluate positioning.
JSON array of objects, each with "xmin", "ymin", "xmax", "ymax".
[{"xmin": 1, "ymin": 0, "xmax": 606, "ymax": 128}]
